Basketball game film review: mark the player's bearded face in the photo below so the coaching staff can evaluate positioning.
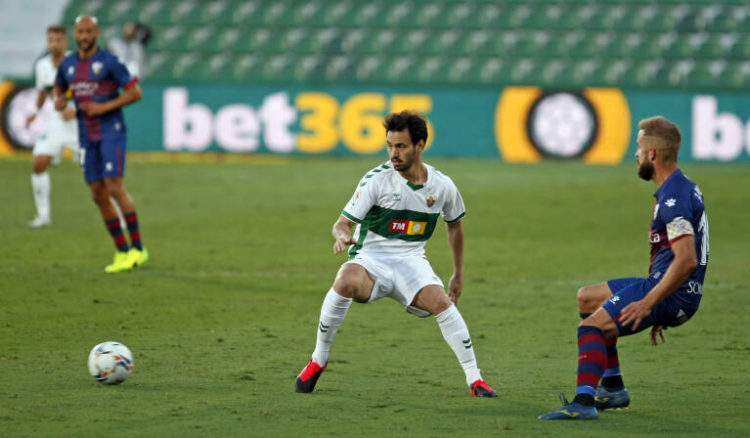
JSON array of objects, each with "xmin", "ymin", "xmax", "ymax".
[
  {"xmin": 636, "ymin": 148, "xmax": 655, "ymax": 181},
  {"xmin": 74, "ymin": 22, "xmax": 98, "ymax": 52},
  {"xmin": 47, "ymin": 32, "xmax": 66, "ymax": 56},
  {"xmin": 386, "ymin": 130, "xmax": 420, "ymax": 172}
]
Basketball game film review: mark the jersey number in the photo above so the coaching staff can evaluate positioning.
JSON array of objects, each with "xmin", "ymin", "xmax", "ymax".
[{"xmin": 697, "ymin": 211, "xmax": 709, "ymax": 266}]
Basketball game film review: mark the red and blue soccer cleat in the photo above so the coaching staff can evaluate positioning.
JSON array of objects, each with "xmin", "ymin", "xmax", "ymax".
[
  {"xmin": 295, "ymin": 360, "xmax": 327, "ymax": 393},
  {"xmin": 470, "ymin": 379, "xmax": 498, "ymax": 398}
]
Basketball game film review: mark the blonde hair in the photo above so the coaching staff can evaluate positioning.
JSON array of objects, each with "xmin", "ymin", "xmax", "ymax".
[{"xmin": 638, "ymin": 116, "xmax": 681, "ymax": 162}]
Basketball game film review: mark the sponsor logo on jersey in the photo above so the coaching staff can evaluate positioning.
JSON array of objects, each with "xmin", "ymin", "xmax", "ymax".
[
  {"xmin": 665, "ymin": 198, "xmax": 677, "ymax": 207},
  {"xmin": 389, "ymin": 219, "xmax": 427, "ymax": 235},
  {"xmin": 426, "ymin": 195, "xmax": 436, "ymax": 207},
  {"xmin": 392, "ymin": 192, "xmax": 401, "ymax": 201},
  {"xmin": 67, "ymin": 66, "xmax": 74, "ymax": 76},
  {"xmin": 92, "ymin": 61, "xmax": 103, "ymax": 75},
  {"xmin": 69, "ymin": 81, "xmax": 99, "ymax": 97}
]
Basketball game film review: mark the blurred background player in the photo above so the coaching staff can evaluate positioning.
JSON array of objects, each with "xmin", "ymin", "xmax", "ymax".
[
  {"xmin": 25, "ymin": 25, "xmax": 79, "ymax": 228},
  {"xmin": 108, "ymin": 21, "xmax": 150, "ymax": 79},
  {"xmin": 540, "ymin": 116, "xmax": 709, "ymax": 420},
  {"xmin": 54, "ymin": 15, "xmax": 148, "ymax": 273},
  {"xmin": 295, "ymin": 111, "xmax": 497, "ymax": 398}
]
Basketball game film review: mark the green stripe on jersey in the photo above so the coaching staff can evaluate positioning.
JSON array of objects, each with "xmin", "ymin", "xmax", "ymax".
[{"xmin": 362, "ymin": 205, "xmax": 439, "ymax": 242}]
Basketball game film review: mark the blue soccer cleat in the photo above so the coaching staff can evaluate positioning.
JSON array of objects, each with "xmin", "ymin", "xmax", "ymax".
[
  {"xmin": 595, "ymin": 386, "xmax": 631, "ymax": 410},
  {"xmin": 539, "ymin": 394, "xmax": 599, "ymax": 420}
]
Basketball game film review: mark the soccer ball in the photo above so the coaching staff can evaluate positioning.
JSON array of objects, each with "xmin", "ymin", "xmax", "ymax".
[{"xmin": 87, "ymin": 342, "xmax": 134, "ymax": 385}]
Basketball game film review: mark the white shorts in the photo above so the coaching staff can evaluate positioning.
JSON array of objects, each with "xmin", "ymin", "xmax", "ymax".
[
  {"xmin": 33, "ymin": 129, "xmax": 80, "ymax": 164},
  {"xmin": 345, "ymin": 253, "xmax": 444, "ymax": 307}
]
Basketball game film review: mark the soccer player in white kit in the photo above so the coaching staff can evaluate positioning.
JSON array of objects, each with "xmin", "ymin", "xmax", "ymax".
[
  {"xmin": 25, "ymin": 25, "xmax": 79, "ymax": 228},
  {"xmin": 295, "ymin": 111, "xmax": 497, "ymax": 397}
]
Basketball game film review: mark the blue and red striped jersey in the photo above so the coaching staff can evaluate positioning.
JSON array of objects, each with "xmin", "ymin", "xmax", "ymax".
[
  {"xmin": 648, "ymin": 169, "xmax": 709, "ymax": 288},
  {"xmin": 55, "ymin": 47, "xmax": 138, "ymax": 144}
]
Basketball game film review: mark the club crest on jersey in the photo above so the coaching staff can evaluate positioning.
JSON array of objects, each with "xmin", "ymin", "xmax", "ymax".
[
  {"xmin": 426, "ymin": 195, "xmax": 436, "ymax": 207},
  {"xmin": 92, "ymin": 61, "xmax": 103, "ymax": 75}
]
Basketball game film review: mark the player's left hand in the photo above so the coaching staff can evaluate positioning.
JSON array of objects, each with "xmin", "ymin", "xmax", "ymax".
[
  {"xmin": 448, "ymin": 274, "xmax": 462, "ymax": 305},
  {"xmin": 79, "ymin": 101, "xmax": 107, "ymax": 117},
  {"xmin": 649, "ymin": 326, "xmax": 666, "ymax": 346},
  {"xmin": 619, "ymin": 299, "xmax": 653, "ymax": 330}
]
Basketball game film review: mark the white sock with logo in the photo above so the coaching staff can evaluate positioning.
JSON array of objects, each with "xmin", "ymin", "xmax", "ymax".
[
  {"xmin": 311, "ymin": 288, "xmax": 352, "ymax": 366},
  {"xmin": 31, "ymin": 172, "xmax": 51, "ymax": 220},
  {"xmin": 436, "ymin": 304, "xmax": 482, "ymax": 385}
]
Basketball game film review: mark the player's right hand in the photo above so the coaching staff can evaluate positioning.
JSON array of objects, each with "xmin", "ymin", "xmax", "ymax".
[
  {"xmin": 25, "ymin": 114, "xmax": 36, "ymax": 129},
  {"xmin": 333, "ymin": 236, "xmax": 357, "ymax": 255},
  {"xmin": 61, "ymin": 108, "xmax": 76, "ymax": 121},
  {"xmin": 649, "ymin": 326, "xmax": 666, "ymax": 346}
]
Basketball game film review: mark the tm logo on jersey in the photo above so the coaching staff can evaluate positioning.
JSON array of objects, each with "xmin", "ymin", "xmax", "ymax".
[{"xmin": 389, "ymin": 220, "xmax": 427, "ymax": 235}]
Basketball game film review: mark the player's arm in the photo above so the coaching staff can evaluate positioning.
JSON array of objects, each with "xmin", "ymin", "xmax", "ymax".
[
  {"xmin": 332, "ymin": 215, "xmax": 357, "ymax": 255},
  {"xmin": 79, "ymin": 83, "xmax": 142, "ymax": 117},
  {"xmin": 446, "ymin": 220, "xmax": 464, "ymax": 304},
  {"xmin": 25, "ymin": 89, "xmax": 48, "ymax": 128},
  {"xmin": 619, "ymin": 235, "xmax": 698, "ymax": 329}
]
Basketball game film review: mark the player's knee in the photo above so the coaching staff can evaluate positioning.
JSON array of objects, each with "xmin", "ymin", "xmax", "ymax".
[
  {"xmin": 576, "ymin": 286, "xmax": 596, "ymax": 312},
  {"xmin": 333, "ymin": 275, "xmax": 368, "ymax": 302},
  {"xmin": 91, "ymin": 188, "xmax": 109, "ymax": 206}
]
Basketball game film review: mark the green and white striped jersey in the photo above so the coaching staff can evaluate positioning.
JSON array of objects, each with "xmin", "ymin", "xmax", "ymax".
[{"xmin": 342, "ymin": 161, "xmax": 466, "ymax": 258}]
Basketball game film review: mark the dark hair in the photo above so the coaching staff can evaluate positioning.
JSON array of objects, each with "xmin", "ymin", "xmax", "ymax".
[
  {"xmin": 47, "ymin": 25, "xmax": 66, "ymax": 35},
  {"xmin": 383, "ymin": 110, "xmax": 428, "ymax": 146}
]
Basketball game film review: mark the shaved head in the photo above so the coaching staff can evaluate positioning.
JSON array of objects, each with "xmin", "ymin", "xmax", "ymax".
[{"xmin": 74, "ymin": 15, "xmax": 99, "ymax": 55}]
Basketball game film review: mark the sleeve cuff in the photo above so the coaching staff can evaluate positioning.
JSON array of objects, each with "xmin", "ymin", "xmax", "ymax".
[
  {"xmin": 342, "ymin": 210, "xmax": 362, "ymax": 224},
  {"xmin": 123, "ymin": 77, "xmax": 139, "ymax": 89},
  {"xmin": 445, "ymin": 212, "xmax": 466, "ymax": 223}
]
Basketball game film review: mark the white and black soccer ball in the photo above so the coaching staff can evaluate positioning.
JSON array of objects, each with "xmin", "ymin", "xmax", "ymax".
[{"xmin": 87, "ymin": 342, "xmax": 134, "ymax": 385}]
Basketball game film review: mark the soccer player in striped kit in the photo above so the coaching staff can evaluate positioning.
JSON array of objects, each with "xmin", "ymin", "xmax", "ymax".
[
  {"xmin": 295, "ymin": 111, "xmax": 497, "ymax": 398},
  {"xmin": 540, "ymin": 116, "xmax": 709, "ymax": 420},
  {"xmin": 54, "ymin": 16, "xmax": 148, "ymax": 273}
]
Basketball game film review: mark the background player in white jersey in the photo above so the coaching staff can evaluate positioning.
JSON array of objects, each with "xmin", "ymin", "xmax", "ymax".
[
  {"xmin": 295, "ymin": 111, "xmax": 497, "ymax": 398},
  {"xmin": 25, "ymin": 25, "xmax": 79, "ymax": 228}
]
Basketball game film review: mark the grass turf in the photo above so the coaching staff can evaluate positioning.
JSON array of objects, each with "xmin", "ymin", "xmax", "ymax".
[{"xmin": 1, "ymin": 155, "xmax": 748, "ymax": 437}]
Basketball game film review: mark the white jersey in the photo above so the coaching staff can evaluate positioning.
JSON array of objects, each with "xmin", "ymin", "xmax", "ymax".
[
  {"xmin": 342, "ymin": 161, "xmax": 466, "ymax": 258},
  {"xmin": 35, "ymin": 53, "xmax": 77, "ymax": 136}
]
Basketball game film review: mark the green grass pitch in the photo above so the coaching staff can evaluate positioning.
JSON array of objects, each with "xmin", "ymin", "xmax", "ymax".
[{"xmin": 1, "ymin": 155, "xmax": 749, "ymax": 437}]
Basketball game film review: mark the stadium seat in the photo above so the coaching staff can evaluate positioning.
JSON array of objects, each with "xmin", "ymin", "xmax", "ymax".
[{"xmin": 55, "ymin": 0, "xmax": 750, "ymax": 89}]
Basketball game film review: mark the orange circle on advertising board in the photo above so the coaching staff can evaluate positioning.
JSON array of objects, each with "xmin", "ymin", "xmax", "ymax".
[{"xmin": 495, "ymin": 87, "xmax": 631, "ymax": 164}]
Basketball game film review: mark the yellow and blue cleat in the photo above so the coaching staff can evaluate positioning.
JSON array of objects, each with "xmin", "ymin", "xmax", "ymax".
[
  {"xmin": 539, "ymin": 394, "xmax": 598, "ymax": 420},
  {"xmin": 128, "ymin": 247, "xmax": 149, "ymax": 267},
  {"xmin": 104, "ymin": 251, "xmax": 137, "ymax": 273},
  {"xmin": 595, "ymin": 386, "xmax": 631, "ymax": 410}
]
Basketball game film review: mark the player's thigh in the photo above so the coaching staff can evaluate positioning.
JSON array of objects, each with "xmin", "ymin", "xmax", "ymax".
[
  {"xmin": 411, "ymin": 284, "xmax": 452, "ymax": 315},
  {"xmin": 81, "ymin": 141, "xmax": 104, "ymax": 185},
  {"xmin": 577, "ymin": 282, "xmax": 615, "ymax": 313},
  {"xmin": 333, "ymin": 262, "xmax": 375, "ymax": 303},
  {"xmin": 599, "ymin": 278, "xmax": 656, "ymax": 336},
  {"xmin": 100, "ymin": 134, "xmax": 127, "ymax": 180}
]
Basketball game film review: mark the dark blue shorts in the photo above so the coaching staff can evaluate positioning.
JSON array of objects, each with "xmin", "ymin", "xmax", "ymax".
[
  {"xmin": 602, "ymin": 277, "xmax": 699, "ymax": 336},
  {"xmin": 80, "ymin": 135, "xmax": 126, "ymax": 184}
]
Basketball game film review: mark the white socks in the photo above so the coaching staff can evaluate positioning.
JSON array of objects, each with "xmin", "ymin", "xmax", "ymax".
[
  {"xmin": 311, "ymin": 288, "xmax": 352, "ymax": 366},
  {"xmin": 31, "ymin": 172, "xmax": 51, "ymax": 220},
  {"xmin": 436, "ymin": 305, "xmax": 482, "ymax": 385}
]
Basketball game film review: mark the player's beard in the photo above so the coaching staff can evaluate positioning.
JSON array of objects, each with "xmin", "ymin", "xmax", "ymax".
[
  {"xmin": 638, "ymin": 159, "xmax": 654, "ymax": 181},
  {"xmin": 76, "ymin": 38, "xmax": 95, "ymax": 53},
  {"xmin": 392, "ymin": 158, "xmax": 411, "ymax": 171}
]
